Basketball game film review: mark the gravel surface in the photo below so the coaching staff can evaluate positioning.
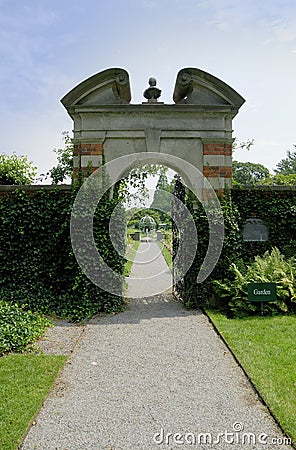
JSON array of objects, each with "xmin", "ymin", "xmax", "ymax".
[
  {"xmin": 21, "ymin": 245, "xmax": 293, "ymax": 450},
  {"xmin": 34, "ymin": 319, "xmax": 84, "ymax": 355},
  {"xmin": 126, "ymin": 241, "xmax": 172, "ymax": 298}
]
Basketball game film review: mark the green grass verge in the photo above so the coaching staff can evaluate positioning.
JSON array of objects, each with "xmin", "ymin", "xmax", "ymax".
[
  {"xmin": 207, "ymin": 310, "xmax": 296, "ymax": 444},
  {"xmin": 157, "ymin": 241, "xmax": 172, "ymax": 270},
  {"xmin": 0, "ymin": 354, "xmax": 67, "ymax": 450},
  {"xmin": 124, "ymin": 240, "xmax": 140, "ymax": 276}
]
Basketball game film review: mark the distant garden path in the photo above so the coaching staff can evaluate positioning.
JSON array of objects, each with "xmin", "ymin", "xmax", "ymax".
[{"xmin": 126, "ymin": 241, "xmax": 172, "ymax": 298}]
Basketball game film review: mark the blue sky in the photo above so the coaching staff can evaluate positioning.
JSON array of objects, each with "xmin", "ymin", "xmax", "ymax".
[{"xmin": 0, "ymin": 0, "xmax": 296, "ymax": 178}]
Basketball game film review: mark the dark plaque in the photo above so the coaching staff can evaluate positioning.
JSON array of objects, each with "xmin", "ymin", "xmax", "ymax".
[
  {"xmin": 243, "ymin": 218, "xmax": 269, "ymax": 242},
  {"xmin": 248, "ymin": 282, "xmax": 276, "ymax": 302}
]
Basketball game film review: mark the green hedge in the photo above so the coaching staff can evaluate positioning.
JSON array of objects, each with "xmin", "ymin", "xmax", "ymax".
[
  {"xmin": 175, "ymin": 187, "xmax": 296, "ymax": 311},
  {"xmin": 0, "ymin": 188, "xmax": 126, "ymax": 321},
  {"xmin": 178, "ymin": 191, "xmax": 242, "ymax": 307}
]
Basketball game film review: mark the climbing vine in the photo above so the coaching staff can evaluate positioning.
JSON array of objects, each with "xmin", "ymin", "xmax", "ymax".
[
  {"xmin": 174, "ymin": 186, "xmax": 296, "ymax": 312},
  {"xmin": 0, "ymin": 187, "xmax": 126, "ymax": 321}
]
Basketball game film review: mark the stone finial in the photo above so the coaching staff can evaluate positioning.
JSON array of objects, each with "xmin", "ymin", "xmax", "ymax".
[{"xmin": 143, "ymin": 77, "xmax": 162, "ymax": 102}]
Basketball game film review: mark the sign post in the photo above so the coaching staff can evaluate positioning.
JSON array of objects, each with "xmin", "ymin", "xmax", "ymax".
[{"xmin": 248, "ymin": 282, "xmax": 276, "ymax": 315}]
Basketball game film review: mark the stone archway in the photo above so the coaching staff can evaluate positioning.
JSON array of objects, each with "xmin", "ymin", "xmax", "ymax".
[{"xmin": 61, "ymin": 67, "xmax": 245, "ymax": 193}]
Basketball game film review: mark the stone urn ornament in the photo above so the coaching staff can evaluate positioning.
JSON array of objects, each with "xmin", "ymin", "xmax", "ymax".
[{"xmin": 143, "ymin": 77, "xmax": 162, "ymax": 102}]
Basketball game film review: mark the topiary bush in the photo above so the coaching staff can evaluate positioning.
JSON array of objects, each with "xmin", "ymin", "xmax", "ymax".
[
  {"xmin": 0, "ymin": 301, "xmax": 53, "ymax": 354},
  {"xmin": 213, "ymin": 248, "xmax": 296, "ymax": 317}
]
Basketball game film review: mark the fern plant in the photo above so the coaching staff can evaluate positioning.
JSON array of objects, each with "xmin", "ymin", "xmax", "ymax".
[{"xmin": 213, "ymin": 248, "xmax": 296, "ymax": 317}]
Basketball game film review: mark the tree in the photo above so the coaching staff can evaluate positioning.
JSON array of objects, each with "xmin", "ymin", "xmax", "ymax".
[
  {"xmin": 0, "ymin": 153, "xmax": 37, "ymax": 185},
  {"xmin": 118, "ymin": 164, "xmax": 168, "ymax": 207},
  {"xmin": 232, "ymin": 138, "xmax": 254, "ymax": 153},
  {"xmin": 232, "ymin": 138, "xmax": 271, "ymax": 185},
  {"xmin": 275, "ymin": 146, "xmax": 296, "ymax": 175},
  {"xmin": 150, "ymin": 173, "xmax": 175, "ymax": 222},
  {"xmin": 259, "ymin": 173, "xmax": 296, "ymax": 186},
  {"xmin": 44, "ymin": 132, "xmax": 73, "ymax": 184},
  {"xmin": 232, "ymin": 161, "xmax": 270, "ymax": 185}
]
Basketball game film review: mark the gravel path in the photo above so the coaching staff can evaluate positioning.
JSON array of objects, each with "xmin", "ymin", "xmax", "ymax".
[
  {"xmin": 127, "ymin": 241, "xmax": 172, "ymax": 298},
  {"xmin": 34, "ymin": 319, "xmax": 84, "ymax": 355},
  {"xmin": 21, "ymin": 245, "xmax": 293, "ymax": 450}
]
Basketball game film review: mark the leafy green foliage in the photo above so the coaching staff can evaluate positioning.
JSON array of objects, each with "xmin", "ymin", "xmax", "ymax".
[
  {"xmin": 181, "ymin": 191, "xmax": 242, "ymax": 308},
  {"xmin": 119, "ymin": 164, "xmax": 168, "ymax": 206},
  {"xmin": 213, "ymin": 248, "xmax": 296, "ymax": 317},
  {"xmin": 174, "ymin": 186, "xmax": 296, "ymax": 315},
  {"xmin": 232, "ymin": 140, "xmax": 295, "ymax": 186},
  {"xmin": 0, "ymin": 301, "xmax": 52, "ymax": 354},
  {"xmin": 0, "ymin": 187, "xmax": 126, "ymax": 322},
  {"xmin": 232, "ymin": 161, "xmax": 270, "ymax": 185},
  {"xmin": 275, "ymin": 146, "xmax": 296, "ymax": 175},
  {"xmin": 0, "ymin": 153, "xmax": 37, "ymax": 185},
  {"xmin": 259, "ymin": 173, "xmax": 296, "ymax": 186},
  {"xmin": 150, "ymin": 173, "xmax": 175, "ymax": 220},
  {"xmin": 232, "ymin": 138, "xmax": 254, "ymax": 153},
  {"xmin": 232, "ymin": 187, "xmax": 296, "ymax": 260},
  {"xmin": 41, "ymin": 131, "xmax": 73, "ymax": 184}
]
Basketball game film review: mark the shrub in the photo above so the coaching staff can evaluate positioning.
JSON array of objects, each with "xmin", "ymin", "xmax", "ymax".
[
  {"xmin": 0, "ymin": 301, "xmax": 52, "ymax": 354},
  {"xmin": 213, "ymin": 248, "xmax": 296, "ymax": 317},
  {"xmin": 0, "ymin": 153, "xmax": 37, "ymax": 184}
]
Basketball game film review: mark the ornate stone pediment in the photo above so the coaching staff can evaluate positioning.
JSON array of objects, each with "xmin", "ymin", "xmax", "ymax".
[
  {"xmin": 61, "ymin": 68, "xmax": 131, "ymax": 108},
  {"xmin": 61, "ymin": 66, "xmax": 246, "ymax": 193},
  {"xmin": 173, "ymin": 67, "xmax": 245, "ymax": 107}
]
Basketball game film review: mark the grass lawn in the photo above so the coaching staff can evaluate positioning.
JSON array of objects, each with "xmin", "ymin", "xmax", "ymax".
[
  {"xmin": 0, "ymin": 353, "xmax": 66, "ymax": 450},
  {"xmin": 124, "ymin": 239, "xmax": 140, "ymax": 277},
  {"xmin": 207, "ymin": 310, "xmax": 296, "ymax": 444},
  {"xmin": 157, "ymin": 241, "xmax": 172, "ymax": 270}
]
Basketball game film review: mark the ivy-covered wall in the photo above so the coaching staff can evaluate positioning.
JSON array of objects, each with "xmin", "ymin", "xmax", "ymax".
[
  {"xmin": 231, "ymin": 186, "xmax": 296, "ymax": 259},
  {"xmin": 0, "ymin": 184, "xmax": 294, "ymax": 318},
  {"xmin": 175, "ymin": 186, "xmax": 296, "ymax": 308},
  {"xmin": 0, "ymin": 186, "xmax": 126, "ymax": 321}
]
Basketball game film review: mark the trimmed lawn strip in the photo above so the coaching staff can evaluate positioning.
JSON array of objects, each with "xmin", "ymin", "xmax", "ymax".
[
  {"xmin": 0, "ymin": 354, "xmax": 67, "ymax": 450},
  {"xmin": 207, "ymin": 311, "xmax": 296, "ymax": 444},
  {"xmin": 157, "ymin": 241, "xmax": 172, "ymax": 270},
  {"xmin": 124, "ymin": 240, "xmax": 140, "ymax": 277}
]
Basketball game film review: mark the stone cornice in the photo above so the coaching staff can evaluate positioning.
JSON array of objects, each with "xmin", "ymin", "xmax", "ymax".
[{"xmin": 67, "ymin": 103, "xmax": 238, "ymax": 115}]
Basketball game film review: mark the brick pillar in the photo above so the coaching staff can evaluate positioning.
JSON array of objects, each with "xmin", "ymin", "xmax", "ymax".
[
  {"xmin": 202, "ymin": 140, "xmax": 233, "ymax": 194},
  {"xmin": 73, "ymin": 142, "xmax": 103, "ymax": 181}
]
